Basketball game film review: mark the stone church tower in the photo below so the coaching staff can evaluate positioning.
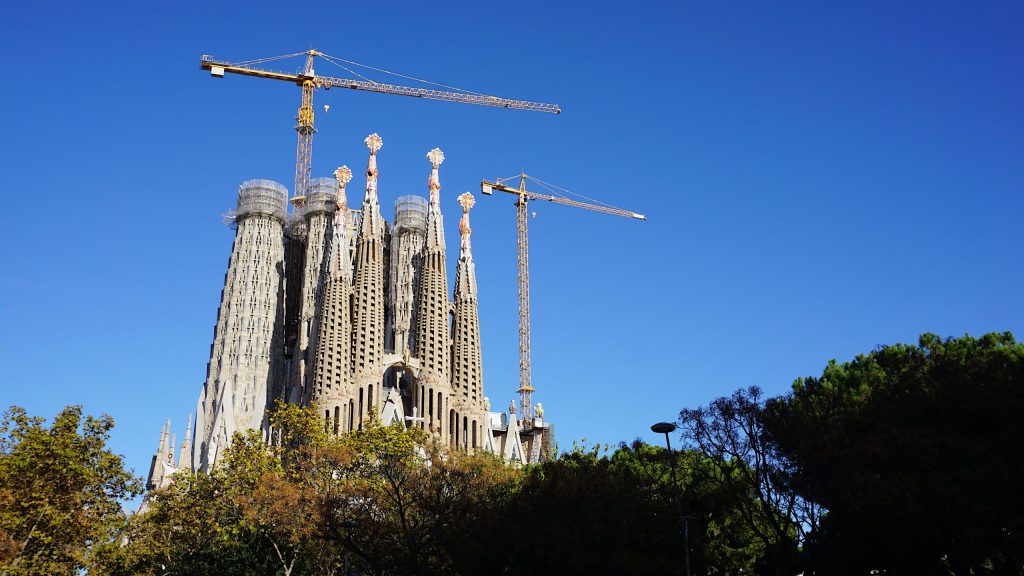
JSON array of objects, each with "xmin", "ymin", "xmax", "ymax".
[
  {"xmin": 167, "ymin": 134, "xmax": 552, "ymax": 474},
  {"xmin": 451, "ymin": 192, "xmax": 488, "ymax": 451},
  {"xmin": 193, "ymin": 180, "xmax": 287, "ymax": 472},
  {"xmin": 414, "ymin": 148, "xmax": 453, "ymax": 443},
  {"xmin": 311, "ymin": 166, "xmax": 354, "ymax": 434}
]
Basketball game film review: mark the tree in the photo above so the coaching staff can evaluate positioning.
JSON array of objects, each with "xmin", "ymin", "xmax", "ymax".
[
  {"xmin": 765, "ymin": 332, "xmax": 1024, "ymax": 575},
  {"xmin": 678, "ymin": 387, "xmax": 818, "ymax": 575},
  {"xmin": 449, "ymin": 441, "xmax": 769, "ymax": 576},
  {"xmin": 329, "ymin": 418, "xmax": 518, "ymax": 576},
  {"xmin": 0, "ymin": 405, "xmax": 142, "ymax": 576},
  {"xmin": 611, "ymin": 440, "xmax": 769, "ymax": 575}
]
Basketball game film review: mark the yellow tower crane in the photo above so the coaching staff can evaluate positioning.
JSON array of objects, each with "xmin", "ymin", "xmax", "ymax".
[
  {"xmin": 200, "ymin": 50, "xmax": 560, "ymax": 204},
  {"xmin": 480, "ymin": 174, "xmax": 646, "ymax": 420}
]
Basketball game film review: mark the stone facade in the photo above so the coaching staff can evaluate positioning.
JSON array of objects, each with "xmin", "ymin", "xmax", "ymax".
[{"xmin": 149, "ymin": 135, "xmax": 553, "ymax": 488}]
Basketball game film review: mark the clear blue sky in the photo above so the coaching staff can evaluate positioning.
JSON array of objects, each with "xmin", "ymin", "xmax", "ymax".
[{"xmin": 1, "ymin": 1, "xmax": 1022, "ymax": 481}]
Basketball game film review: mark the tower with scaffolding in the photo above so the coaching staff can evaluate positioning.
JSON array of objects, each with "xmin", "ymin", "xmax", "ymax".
[
  {"xmin": 147, "ymin": 49, "xmax": 565, "ymax": 488},
  {"xmin": 149, "ymin": 137, "xmax": 553, "ymax": 485}
]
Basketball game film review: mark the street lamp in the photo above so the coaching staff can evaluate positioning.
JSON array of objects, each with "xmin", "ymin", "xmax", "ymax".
[{"xmin": 651, "ymin": 421, "xmax": 693, "ymax": 576}]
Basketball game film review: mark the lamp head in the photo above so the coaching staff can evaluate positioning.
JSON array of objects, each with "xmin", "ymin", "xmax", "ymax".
[{"xmin": 651, "ymin": 422, "xmax": 678, "ymax": 434}]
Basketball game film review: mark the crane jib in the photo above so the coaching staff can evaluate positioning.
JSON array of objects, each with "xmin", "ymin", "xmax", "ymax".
[{"xmin": 199, "ymin": 57, "xmax": 560, "ymax": 114}]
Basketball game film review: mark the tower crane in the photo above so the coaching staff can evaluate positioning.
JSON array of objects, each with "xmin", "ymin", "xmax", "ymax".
[
  {"xmin": 200, "ymin": 50, "xmax": 560, "ymax": 203},
  {"xmin": 480, "ymin": 174, "xmax": 646, "ymax": 420}
]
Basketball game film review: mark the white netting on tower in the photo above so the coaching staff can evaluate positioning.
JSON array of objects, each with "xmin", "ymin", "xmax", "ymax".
[
  {"xmin": 304, "ymin": 177, "xmax": 338, "ymax": 215},
  {"xmin": 237, "ymin": 179, "xmax": 288, "ymax": 222},
  {"xmin": 393, "ymin": 195, "xmax": 428, "ymax": 233}
]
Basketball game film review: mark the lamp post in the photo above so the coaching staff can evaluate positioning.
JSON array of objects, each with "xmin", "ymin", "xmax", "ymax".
[{"xmin": 652, "ymin": 421, "xmax": 693, "ymax": 576}]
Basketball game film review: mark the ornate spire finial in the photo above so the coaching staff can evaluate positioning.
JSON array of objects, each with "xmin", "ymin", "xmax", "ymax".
[
  {"xmin": 334, "ymin": 165, "xmax": 353, "ymax": 187},
  {"xmin": 427, "ymin": 147, "xmax": 445, "ymax": 168},
  {"xmin": 458, "ymin": 191, "xmax": 475, "ymax": 213},
  {"xmin": 334, "ymin": 165, "xmax": 352, "ymax": 213},
  {"xmin": 365, "ymin": 133, "xmax": 383, "ymax": 154},
  {"xmin": 427, "ymin": 147, "xmax": 444, "ymax": 205},
  {"xmin": 458, "ymin": 192, "xmax": 474, "ymax": 256},
  {"xmin": 364, "ymin": 134, "xmax": 383, "ymax": 200}
]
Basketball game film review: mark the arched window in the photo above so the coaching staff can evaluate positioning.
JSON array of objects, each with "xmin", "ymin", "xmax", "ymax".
[
  {"xmin": 472, "ymin": 420, "xmax": 477, "ymax": 449},
  {"xmin": 449, "ymin": 410, "xmax": 455, "ymax": 446},
  {"xmin": 463, "ymin": 416, "xmax": 468, "ymax": 451},
  {"xmin": 333, "ymin": 406, "xmax": 340, "ymax": 436},
  {"xmin": 358, "ymin": 389, "xmax": 364, "ymax": 430}
]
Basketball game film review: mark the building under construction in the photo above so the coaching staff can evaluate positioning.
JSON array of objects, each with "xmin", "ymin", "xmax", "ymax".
[{"xmin": 147, "ymin": 134, "xmax": 552, "ymax": 489}]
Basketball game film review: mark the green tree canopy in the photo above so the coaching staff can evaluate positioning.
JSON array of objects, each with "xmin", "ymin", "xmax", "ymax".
[
  {"xmin": 766, "ymin": 332, "xmax": 1024, "ymax": 575},
  {"xmin": 0, "ymin": 405, "xmax": 142, "ymax": 576}
]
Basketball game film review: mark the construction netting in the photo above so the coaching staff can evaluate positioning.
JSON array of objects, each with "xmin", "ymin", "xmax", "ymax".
[
  {"xmin": 304, "ymin": 176, "xmax": 339, "ymax": 215},
  {"xmin": 237, "ymin": 179, "xmax": 288, "ymax": 222},
  {"xmin": 393, "ymin": 195, "xmax": 428, "ymax": 233}
]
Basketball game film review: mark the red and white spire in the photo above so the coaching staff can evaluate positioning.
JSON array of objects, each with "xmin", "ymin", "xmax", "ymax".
[
  {"xmin": 425, "ymin": 148, "xmax": 446, "ymax": 251},
  {"xmin": 330, "ymin": 165, "xmax": 353, "ymax": 280},
  {"xmin": 359, "ymin": 134, "xmax": 385, "ymax": 239},
  {"xmin": 458, "ymin": 191, "xmax": 475, "ymax": 260}
]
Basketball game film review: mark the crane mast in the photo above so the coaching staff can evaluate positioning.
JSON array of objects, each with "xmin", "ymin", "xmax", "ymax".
[
  {"xmin": 514, "ymin": 177, "xmax": 534, "ymax": 421},
  {"xmin": 291, "ymin": 52, "xmax": 316, "ymax": 206},
  {"xmin": 481, "ymin": 175, "xmax": 646, "ymax": 420},
  {"xmin": 200, "ymin": 50, "xmax": 559, "ymax": 200}
]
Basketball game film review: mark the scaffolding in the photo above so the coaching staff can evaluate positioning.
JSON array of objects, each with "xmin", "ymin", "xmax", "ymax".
[
  {"xmin": 304, "ymin": 176, "xmax": 338, "ymax": 216},
  {"xmin": 393, "ymin": 195, "xmax": 428, "ymax": 233},
  {"xmin": 236, "ymin": 179, "xmax": 288, "ymax": 222},
  {"xmin": 387, "ymin": 195, "xmax": 429, "ymax": 354}
]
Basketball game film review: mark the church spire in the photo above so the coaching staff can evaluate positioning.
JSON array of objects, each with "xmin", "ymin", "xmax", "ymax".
[
  {"xmin": 349, "ymin": 134, "xmax": 388, "ymax": 426},
  {"xmin": 330, "ymin": 165, "xmax": 353, "ymax": 281},
  {"xmin": 158, "ymin": 420, "xmax": 170, "ymax": 460},
  {"xmin": 415, "ymin": 147, "xmax": 452, "ymax": 443},
  {"xmin": 311, "ymin": 163, "xmax": 356, "ymax": 433},
  {"xmin": 425, "ymin": 148, "xmax": 445, "ymax": 251},
  {"xmin": 360, "ymin": 134, "xmax": 384, "ymax": 239},
  {"xmin": 335, "ymin": 165, "xmax": 352, "ymax": 214},
  {"xmin": 451, "ymin": 192, "xmax": 485, "ymax": 440},
  {"xmin": 178, "ymin": 414, "xmax": 193, "ymax": 470},
  {"xmin": 455, "ymin": 191, "xmax": 478, "ymax": 297}
]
